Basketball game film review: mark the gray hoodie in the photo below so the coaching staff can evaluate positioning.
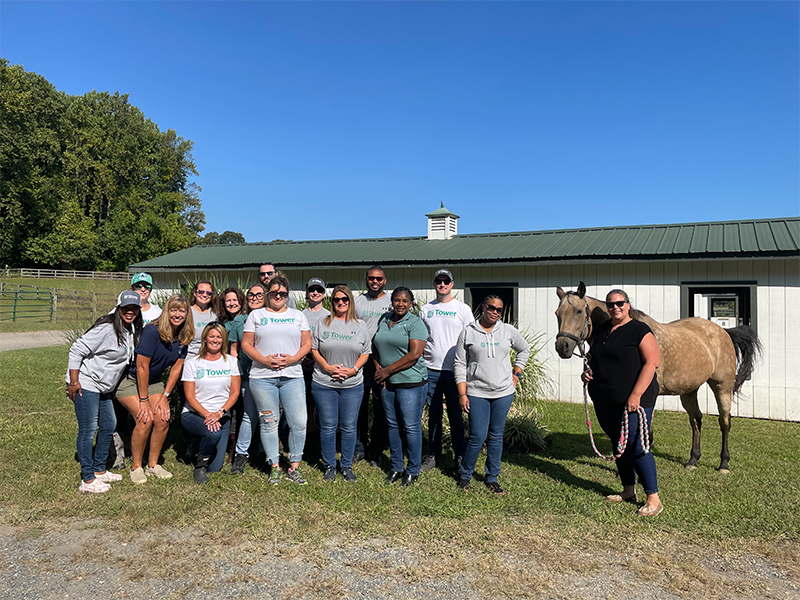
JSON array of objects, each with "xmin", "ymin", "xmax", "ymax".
[
  {"xmin": 453, "ymin": 320, "xmax": 530, "ymax": 399},
  {"xmin": 66, "ymin": 322, "xmax": 135, "ymax": 393}
]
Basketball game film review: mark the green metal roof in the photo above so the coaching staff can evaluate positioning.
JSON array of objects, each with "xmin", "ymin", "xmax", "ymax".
[
  {"xmin": 130, "ymin": 217, "xmax": 800, "ymax": 271},
  {"xmin": 425, "ymin": 202, "xmax": 460, "ymax": 219}
]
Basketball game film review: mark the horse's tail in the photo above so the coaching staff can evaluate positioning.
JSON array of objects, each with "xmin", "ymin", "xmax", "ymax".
[{"xmin": 725, "ymin": 326, "xmax": 762, "ymax": 396}]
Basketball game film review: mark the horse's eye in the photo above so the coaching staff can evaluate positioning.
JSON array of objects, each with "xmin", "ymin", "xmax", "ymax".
[{"xmin": 577, "ymin": 310, "xmax": 582, "ymax": 314}]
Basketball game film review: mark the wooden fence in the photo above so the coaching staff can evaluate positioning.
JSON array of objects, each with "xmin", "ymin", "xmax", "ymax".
[{"xmin": 1, "ymin": 268, "xmax": 130, "ymax": 280}]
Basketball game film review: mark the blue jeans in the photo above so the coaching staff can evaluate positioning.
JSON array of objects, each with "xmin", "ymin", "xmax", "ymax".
[
  {"xmin": 180, "ymin": 410, "xmax": 231, "ymax": 472},
  {"xmin": 312, "ymin": 382, "xmax": 363, "ymax": 468},
  {"xmin": 594, "ymin": 402, "xmax": 658, "ymax": 494},
  {"xmin": 356, "ymin": 361, "xmax": 388, "ymax": 459},
  {"xmin": 74, "ymin": 389, "xmax": 117, "ymax": 482},
  {"xmin": 381, "ymin": 382, "xmax": 427, "ymax": 476},
  {"xmin": 234, "ymin": 379, "xmax": 259, "ymax": 456},
  {"xmin": 426, "ymin": 370, "xmax": 466, "ymax": 461},
  {"xmin": 249, "ymin": 376, "xmax": 307, "ymax": 465},
  {"xmin": 461, "ymin": 394, "xmax": 514, "ymax": 483}
]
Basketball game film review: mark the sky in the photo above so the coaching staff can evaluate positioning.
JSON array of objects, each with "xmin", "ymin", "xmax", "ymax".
[{"xmin": 2, "ymin": 1, "xmax": 798, "ymax": 243}]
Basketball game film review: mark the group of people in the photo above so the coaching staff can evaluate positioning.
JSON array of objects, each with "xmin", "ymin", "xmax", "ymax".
[{"xmin": 67, "ymin": 266, "xmax": 663, "ymax": 516}]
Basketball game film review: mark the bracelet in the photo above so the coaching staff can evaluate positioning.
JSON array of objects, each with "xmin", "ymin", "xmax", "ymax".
[
  {"xmin": 68, "ymin": 382, "xmax": 79, "ymax": 387},
  {"xmin": 139, "ymin": 397, "xmax": 150, "ymax": 403}
]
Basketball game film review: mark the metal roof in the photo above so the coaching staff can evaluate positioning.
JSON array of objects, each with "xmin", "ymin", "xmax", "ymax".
[{"xmin": 130, "ymin": 217, "xmax": 800, "ymax": 271}]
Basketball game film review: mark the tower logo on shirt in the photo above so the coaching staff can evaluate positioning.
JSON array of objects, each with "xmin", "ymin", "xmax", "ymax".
[
  {"xmin": 322, "ymin": 331, "xmax": 330, "ymax": 340},
  {"xmin": 427, "ymin": 310, "xmax": 434, "ymax": 318},
  {"xmin": 196, "ymin": 368, "xmax": 205, "ymax": 379}
]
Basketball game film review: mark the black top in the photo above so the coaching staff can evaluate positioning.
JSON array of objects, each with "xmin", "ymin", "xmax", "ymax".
[
  {"xmin": 128, "ymin": 324, "xmax": 188, "ymax": 384},
  {"xmin": 588, "ymin": 319, "xmax": 659, "ymax": 408}
]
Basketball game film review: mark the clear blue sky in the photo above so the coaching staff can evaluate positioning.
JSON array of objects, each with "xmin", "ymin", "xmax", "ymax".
[{"xmin": 3, "ymin": 1, "xmax": 798, "ymax": 243}]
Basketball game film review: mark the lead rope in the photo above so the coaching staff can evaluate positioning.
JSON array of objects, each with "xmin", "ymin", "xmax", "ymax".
[{"xmin": 579, "ymin": 343, "xmax": 651, "ymax": 461}]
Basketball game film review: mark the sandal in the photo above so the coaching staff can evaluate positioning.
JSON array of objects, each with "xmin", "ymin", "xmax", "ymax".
[
  {"xmin": 606, "ymin": 492, "xmax": 638, "ymax": 503},
  {"xmin": 636, "ymin": 502, "xmax": 664, "ymax": 517}
]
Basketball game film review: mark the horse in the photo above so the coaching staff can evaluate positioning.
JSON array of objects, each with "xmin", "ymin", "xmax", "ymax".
[{"xmin": 554, "ymin": 281, "xmax": 761, "ymax": 473}]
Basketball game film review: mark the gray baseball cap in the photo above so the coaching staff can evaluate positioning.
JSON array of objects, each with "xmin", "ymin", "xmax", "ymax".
[
  {"xmin": 118, "ymin": 290, "xmax": 142, "ymax": 307},
  {"xmin": 433, "ymin": 269, "xmax": 454, "ymax": 282},
  {"xmin": 306, "ymin": 277, "xmax": 326, "ymax": 290}
]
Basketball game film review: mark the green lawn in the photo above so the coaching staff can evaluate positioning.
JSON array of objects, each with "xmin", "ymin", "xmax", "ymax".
[{"xmin": 0, "ymin": 345, "xmax": 797, "ymax": 597}]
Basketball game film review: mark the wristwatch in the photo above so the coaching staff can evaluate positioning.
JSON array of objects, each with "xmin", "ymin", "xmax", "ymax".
[{"xmin": 219, "ymin": 408, "xmax": 228, "ymax": 416}]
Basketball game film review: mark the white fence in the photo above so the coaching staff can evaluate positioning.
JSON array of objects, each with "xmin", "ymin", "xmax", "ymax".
[{"xmin": 1, "ymin": 268, "xmax": 130, "ymax": 281}]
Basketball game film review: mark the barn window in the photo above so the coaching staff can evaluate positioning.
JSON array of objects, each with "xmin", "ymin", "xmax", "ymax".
[{"xmin": 680, "ymin": 282, "xmax": 757, "ymax": 332}]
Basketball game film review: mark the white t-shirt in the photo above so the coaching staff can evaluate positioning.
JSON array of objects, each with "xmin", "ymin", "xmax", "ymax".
[
  {"xmin": 188, "ymin": 306, "xmax": 215, "ymax": 357},
  {"xmin": 181, "ymin": 354, "xmax": 240, "ymax": 414},
  {"xmin": 243, "ymin": 307, "xmax": 310, "ymax": 379},
  {"xmin": 141, "ymin": 304, "xmax": 162, "ymax": 325},
  {"xmin": 420, "ymin": 298, "xmax": 474, "ymax": 371}
]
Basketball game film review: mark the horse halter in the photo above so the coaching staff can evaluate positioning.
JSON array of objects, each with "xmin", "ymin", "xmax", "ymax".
[{"xmin": 556, "ymin": 295, "xmax": 592, "ymax": 358}]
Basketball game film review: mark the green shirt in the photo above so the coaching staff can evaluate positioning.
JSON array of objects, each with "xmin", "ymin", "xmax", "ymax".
[{"xmin": 372, "ymin": 311, "xmax": 428, "ymax": 385}]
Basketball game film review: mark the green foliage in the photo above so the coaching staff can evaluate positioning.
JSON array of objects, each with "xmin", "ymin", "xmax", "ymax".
[
  {"xmin": 199, "ymin": 230, "xmax": 246, "ymax": 245},
  {"xmin": 0, "ymin": 59, "xmax": 205, "ymax": 270}
]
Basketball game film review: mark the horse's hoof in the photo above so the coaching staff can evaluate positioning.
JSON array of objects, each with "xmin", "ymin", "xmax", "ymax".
[
  {"xmin": 684, "ymin": 464, "xmax": 698, "ymax": 471},
  {"xmin": 718, "ymin": 468, "xmax": 731, "ymax": 475}
]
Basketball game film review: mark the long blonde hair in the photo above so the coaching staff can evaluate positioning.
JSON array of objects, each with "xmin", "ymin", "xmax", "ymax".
[
  {"xmin": 197, "ymin": 323, "xmax": 228, "ymax": 360},
  {"xmin": 324, "ymin": 285, "xmax": 357, "ymax": 326},
  {"xmin": 154, "ymin": 294, "xmax": 195, "ymax": 346}
]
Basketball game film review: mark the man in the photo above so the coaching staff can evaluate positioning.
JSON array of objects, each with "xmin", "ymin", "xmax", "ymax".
[
  {"xmin": 353, "ymin": 265, "xmax": 393, "ymax": 464},
  {"xmin": 257, "ymin": 262, "xmax": 296, "ymax": 308},
  {"xmin": 420, "ymin": 268, "xmax": 473, "ymax": 473}
]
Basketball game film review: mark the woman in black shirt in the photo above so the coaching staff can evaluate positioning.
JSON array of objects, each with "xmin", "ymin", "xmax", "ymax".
[{"xmin": 581, "ymin": 289, "xmax": 663, "ymax": 517}]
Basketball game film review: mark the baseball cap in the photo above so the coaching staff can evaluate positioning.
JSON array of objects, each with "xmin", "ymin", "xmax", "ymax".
[
  {"xmin": 118, "ymin": 290, "xmax": 142, "ymax": 308},
  {"xmin": 306, "ymin": 277, "xmax": 326, "ymax": 290},
  {"xmin": 131, "ymin": 273, "xmax": 153, "ymax": 286},
  {"xmin": 433, "ymin": 269, "xmax": 454, "ymax": 282}
]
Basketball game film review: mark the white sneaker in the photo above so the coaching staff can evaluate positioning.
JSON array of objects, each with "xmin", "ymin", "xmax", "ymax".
[
  {"xmin": 95, "ymin": 471, "xmax": 123, "ymax": 483},
  {"xmin": 145, "ymin": 465, "xmax": 173, "ymax": 479},
  {"xmin": 79, "ymin": 479, "xmax": 110, "ymax": 494},
  {"xmin": 130, "ymin": 467, "xmax": 147, "ymax": 484}
]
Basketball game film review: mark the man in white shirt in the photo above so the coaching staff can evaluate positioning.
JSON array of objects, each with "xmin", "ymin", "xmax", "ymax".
[
  {"xmin": 420, "ymin": 268, "xmax": 474, "ymax": 473},
  {"xmin": 353, "ymin": 265, "xmax": 393, "ymax": 464}
]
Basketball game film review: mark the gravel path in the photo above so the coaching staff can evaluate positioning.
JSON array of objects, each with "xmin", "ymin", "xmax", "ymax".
[
  {"xmin": 0, "ymin": 330, "xmax": 67, "ymax": 352},
  {"xmin": 1, "ymin": 520, "xmax": 797, "ymax": 600}
]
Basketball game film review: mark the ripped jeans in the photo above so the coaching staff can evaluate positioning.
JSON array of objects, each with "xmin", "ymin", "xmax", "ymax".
[{"xmin": 249, "ymin": 376, "xmax": 307, "ymax": 465}]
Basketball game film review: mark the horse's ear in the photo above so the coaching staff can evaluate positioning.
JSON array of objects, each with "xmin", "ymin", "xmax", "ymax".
[
  {"xmin": 577, "ymin": 281, "xmax": 586, "ymax": 299},
  {"xmin": 556, "ymin": 286, "xmax": 566, "ymax": 300}
]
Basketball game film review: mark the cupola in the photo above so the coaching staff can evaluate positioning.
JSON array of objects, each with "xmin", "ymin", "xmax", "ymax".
[{"xmin": 425, "ymin": 203, "xmax": 459, "ymax": 240}]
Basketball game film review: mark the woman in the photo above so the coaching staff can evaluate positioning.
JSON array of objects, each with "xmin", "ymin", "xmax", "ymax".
[
  {"xmin": 131, "ymin": 272, "xmax": 162, "ymax": 324},
  {"xmin": 181, "ymin": 323, "xmax": 241, "ymax": 483},
  {"xmin": 116, "ymin": 294, "xmax": 193, "ymax": 484},
  {"xmin": 242, "ymin": 276, "xmax": 311, "ymax": 485},
  {"xmin": 66, "ymin": 291, "xmax": 143, "ymax": 493},
  {"xmin": 372, "ymin": 287, "xmax": 429, "ymax": 486},
  {"xmin": 227, "ymin": 284, "xmax": 266, "ymax": 474},
  {"xmin": 221, "ymin": 287, "xmax": 246, "ymax": 326},
  {"xmin": 311, "ymin": 285, "xmax": 371, "ymax": 483},
  {"xmin": 187, "ymin": 280, "xmax": 221, "ymax": 358},
  {"xmin": 454, "ymin": 295, "xmax": 529, "ymax": 495},
  {"xmin": 581, "ymin": 289, "xmax": 663, "ymax": 517}
]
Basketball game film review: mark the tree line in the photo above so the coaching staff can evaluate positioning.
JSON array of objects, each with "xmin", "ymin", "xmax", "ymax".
[{"xmin": 0, "ymin": 60, "xmax": 244, "ymax": 271}]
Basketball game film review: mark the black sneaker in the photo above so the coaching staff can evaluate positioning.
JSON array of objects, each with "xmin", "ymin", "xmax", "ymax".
[
  {"xmin": 385, "ymin": 470, "xmax": 404, "ymax": 484},
  {"xmin": 322, "ymin": 464, "xmax": 336, "ymax": 482},
  {"xmin": 231, "ymin": 453, "xmax": 247, "ymax": 475},
  {"xmin": 340, "ymin": 466, "xmax": 357, "ymax": 483},
  {"xmin": 286, "ymin": 467, "xmax": 308, "ymax": 485},
  {"xmin": 419, "ymin": 455, "xmax": 438, "ymax": 473},
  {"xmin": 485, "ymin": 481, "xmax": 505, "ymax": 495},
  {"xmin": 457, "ymin": 478, "xmax": 470, "ymax": 492},
  {"xmin": 353, "ymin": 452, "xmax": 365, "ymax": 464},
  {"xmin": 401, "ymin": 473, "xmax": 419, "ymax": 486},
  {"xmin": 268, "ymin": 466, "xmax": 281, "ymax": 485}
]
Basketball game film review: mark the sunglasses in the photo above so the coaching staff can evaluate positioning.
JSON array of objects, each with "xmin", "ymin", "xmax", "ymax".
[
  {"xmin": 434, "ymin": 279, "xmax": 452, "ymax": 286},
  {"xmin": 485, "ymin": 305, "xmax": 503, "ymax": 314},
  {"xmin": 268, "ymin": 291, "xmax": 289, "ymax": 299},
  {"xmin": 333, "ymin": 296, "xmax": 350, "ymax": 304},
  {"xmin": 308, "ymin": 287, "xmax": 325, "ymax": 294},
  {"xmin": 367, "ymin": 276, "xmax": 385, "ymax": 282},
  {"xmin": 246, "ymin": 292, "xmax": 264, "ymax": 299},
  {"xmin": 259, "ymin": 271, "xmax": 275, "ymax": 278},
  {"xmin": 195, "ymin": 290, "xmax": 213, "ymax": 297},
  {"xmin": 606, "ymin": 300, "xmax": 628, "ymax": 309},
  {"xmin": 133, "ymin": 283, "xmax": 152, "ymax": 291}
]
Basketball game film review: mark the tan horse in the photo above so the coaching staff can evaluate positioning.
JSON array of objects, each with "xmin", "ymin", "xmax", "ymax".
[{"xmin": 555, "ymin": 281, "xmax": 761, "ymax": 473}]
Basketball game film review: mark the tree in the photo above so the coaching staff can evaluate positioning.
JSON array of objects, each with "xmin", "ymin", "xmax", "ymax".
[{"xmin": 199, "ymin": 230, "xmax": 245, "ymax": 245}]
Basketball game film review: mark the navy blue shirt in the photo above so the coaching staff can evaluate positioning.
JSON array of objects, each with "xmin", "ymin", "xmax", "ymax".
[{"xmin": 128, "ymin": 324, "xmax": 188, "ymax": 384}]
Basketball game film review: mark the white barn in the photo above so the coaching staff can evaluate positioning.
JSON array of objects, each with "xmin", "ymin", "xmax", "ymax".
[{"xmin": 131, "ymin": 208, "xmax": 800, "ymax": 421}]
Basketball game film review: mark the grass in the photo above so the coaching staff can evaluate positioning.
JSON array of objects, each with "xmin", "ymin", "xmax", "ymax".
[
  {"xmin": 0, "ymin": 276, "xmax": 122, "ymax": 333},
  {"xmin": 1, "ymin": 345, "xmax": 798, "ymax": 597}
]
